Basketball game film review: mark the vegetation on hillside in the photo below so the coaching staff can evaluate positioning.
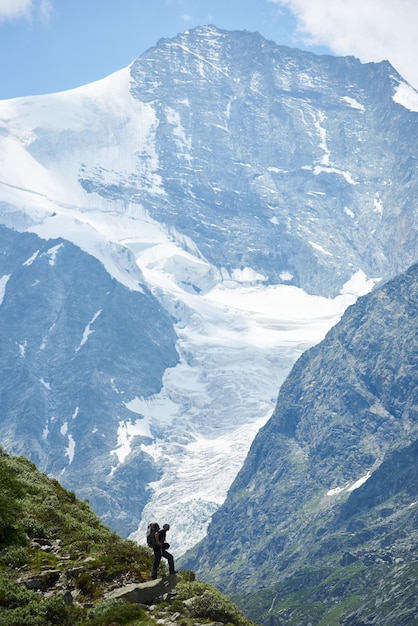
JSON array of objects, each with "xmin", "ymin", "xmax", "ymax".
[{"xmin": 0, "ymin": 447, "xmax": 254, "ymax": 626}]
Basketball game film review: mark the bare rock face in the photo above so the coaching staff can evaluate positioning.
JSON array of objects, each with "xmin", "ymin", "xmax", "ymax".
[
  {"xmin": 105, "ymin": 574, "xmax": 178, "ymax": 604},
  {"xmin": 17, "ymin": 570, "xmax": 61, "ymax": 591},
  {"xmin": 184, "ymin": 262, "xmax": 418, "ymax": 625}
]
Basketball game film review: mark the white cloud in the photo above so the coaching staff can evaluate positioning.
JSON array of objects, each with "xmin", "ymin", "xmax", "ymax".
[
  {"xmin": 0, "ymin": 0, "xmax": 32, "ymax": 21},
  {"xmin": 0, "ymin": 0, "xmax": 52, "ymax": 23},
  {"xmin": 270, "ymin": 0, "xmax": 418, "ymax": 90},
  {"xmin": 38, "ymin": 0, "xmax": 52, "ymax": 21},
  {"xmin": 181, "ymin": 13, "xmax": 193, "ymax": 24}
]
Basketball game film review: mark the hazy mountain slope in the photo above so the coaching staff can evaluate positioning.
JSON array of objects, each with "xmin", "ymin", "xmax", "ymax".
[
  {"xmin": 0, "ymin": 25, "xmax": 417, "ymax": 552},
  {"xmin": 0, "ymin": 224, "xmax": 178, "ymax": 536},
  {"xmin": 182, "ymin": 261, "xmax": 418, "ymax": 625}
]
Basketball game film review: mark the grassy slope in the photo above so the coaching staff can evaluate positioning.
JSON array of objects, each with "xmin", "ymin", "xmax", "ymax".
[{"xmin": 0, "ymin": 447, "xmax": 253, "ymax": 626}]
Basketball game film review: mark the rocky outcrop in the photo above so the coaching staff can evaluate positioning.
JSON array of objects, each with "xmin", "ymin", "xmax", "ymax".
[
  {"xmin": 105, "ymin": 574, "xmax": 178, "ymax": 604},
  {"xmin": 17, "ymin": 542, "xmax": 179, "ymax": 612}
]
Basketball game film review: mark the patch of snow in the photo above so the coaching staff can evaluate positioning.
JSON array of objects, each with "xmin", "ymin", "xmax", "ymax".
[
  {"xmin": 268, "ymin": 166, "xmax": 287, "ymax": 174},
  {"xmin": 0, "ymin": 274, "xmax": 10, "ymax": 304},
  {"xmin": 23, "ymin": 250, "xmax": 39, "ymax": 266},
  {"xmin": 307, "ymin": 190, "xmax": 326, "ymax": 196},
  {"xmin": 66, "ymin": 434, "xmax": 76, "ymax": 465},
  {"xmin": 340, "ymin": 270, "xmax": 380, "ymax": 296},
  {"xmin": 348, "ymin": 471, "xmax": 372, "ymax": 491},
  {"xmin": 393, "ymin": 81, "xmax": 418, "ymax": 112},
  {"xmin": 326, "ymin": 485, "xmax": 348, "ymax": 496},
  {"xmin": 341, "ymin": 96, "xmax": 365, "ymax": 111},
  {"xmin": 42, "ymin": 243, "xmax": 64, "ymax": 265},
  {"xmin": 374, "ymin": 194, "xmax": 383, "ymax": 215},
  {"xmin": 314, "ymin": 111, "xmax": 330, "ymax": 167},
  {"xmin": 75, "ymin": 309, "xmax": 102, "ymax": 352},
  {"xmin": 124, "ymin": 398, "xmax": 153, "ymax": 439},
  {"xmin": 111, "ymin": 417, "xmax": 153, "ymax": 464},
  {"xmin": 313, "ymin": 165, "xmax": 358, "ymax": 185},
  {"xmin": 327, "ymin": 470, "xmax": 372, "ymax": 497},
  {"xmin": 309, "ymin": 241, "xmax": 332, "ymax": 256},
  {"xmin": 165, "ymin": 105, "xmax": 192, "ymax": 154},
  {"xmin": 231, "ymin": 267, "xmax": 266, "ymax": 283}
]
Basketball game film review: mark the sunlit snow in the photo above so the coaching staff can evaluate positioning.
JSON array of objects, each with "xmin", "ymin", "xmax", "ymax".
[
  {"xmin": 44, "ymin": 243, "xmax": 64, "ymax": 265},
  {"xmin": 75, "ymin": 309, "xmax": 102, "ymax": 352},
  {"xmin": 393, "ymin": 81, "xmax": 418, "ymax": 112},
  {"xmin": 341, "ymin": 96, "xmax": 365, "ymax": 111},
  {"xmin": 23, "ymin": 250, "xmax": 39, "ymax": 266},
  {"xmin": 111, "ymin": 418, "xmax": 153, "ymax": 464},
  {"xmin": 327, "ymin": 470, "xmax": 372, "ymax": 496},
  {"xmin": 0, "ymin": 274, "xmax": 10, "ymax": 304}
]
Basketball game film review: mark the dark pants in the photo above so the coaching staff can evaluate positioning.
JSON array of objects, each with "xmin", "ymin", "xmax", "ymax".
[{"xmin": 152, "ymin": 547, "xmax": 175, "ymax": 579}]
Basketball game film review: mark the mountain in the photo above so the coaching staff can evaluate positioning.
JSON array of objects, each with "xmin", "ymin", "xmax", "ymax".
[
  {"xmin": 0, "ymin": 25, "xmax": 418, "ymax": 554},
  {"xmin": 182, "ymin": 261, "xmax": 418, "ymax": 625},
  {"xmin": 0, "ymin": 225, "xmax": 178, "ymax": 537}
]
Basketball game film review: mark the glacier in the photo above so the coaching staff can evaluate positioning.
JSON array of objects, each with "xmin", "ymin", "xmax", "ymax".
[
  {"xmin": 0, "ymin": 63, "xmax": 372, "ymax": 554},
  {"xmin": 1, "ymin": 26, "xmax": 417, "ymax": 555}
]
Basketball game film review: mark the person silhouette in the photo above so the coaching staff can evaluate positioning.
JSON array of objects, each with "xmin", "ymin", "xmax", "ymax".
[{"xmin": 151, "ymin": 523, "xmax": 176, "ymax": 579}]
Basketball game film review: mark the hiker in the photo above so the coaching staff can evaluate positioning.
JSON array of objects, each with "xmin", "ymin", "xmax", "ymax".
[{"xmin": 151, "ymin": 523, "xmax": 176, "ymax": 579}]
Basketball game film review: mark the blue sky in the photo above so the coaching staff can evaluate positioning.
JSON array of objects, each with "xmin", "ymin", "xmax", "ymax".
[{"xmin": 0, "ymin": 0, "xmax": 417, "ymax": 99}]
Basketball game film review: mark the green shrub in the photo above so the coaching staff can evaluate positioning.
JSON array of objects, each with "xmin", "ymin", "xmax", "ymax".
[
  {"xmin": 0, "ymin": 594, "xmax": 74, "ymax": 626},
  {"xmin": 185, "ymin": 588, "xmax": 253, "ymax": 626},
  {"xmin": 169, "ymin": 597, "xmax": 185, "ymax": 614},
  {"xmin": 20, "ymin": 516, "xmax": 46, "ymax": 539},
  {"xmin": 85, "ymin": 598, "xmax": 148, "ymax": 625},
  {"xmin": 68, "ymin": 540, "xmax": 92, "ymax": 556},
  {"xmin": 0, "ymin": 460, "xmax": 24, "ymax": 547},
  {"xmin": 176, "ymin": 579, "xmax": 212, "ymax": 599},
  {"xmin": 179, "ymin": 569, "xmax": 196, "ymax": 582},
  {"xmin": 99, "ymin": 535, "xmax": 151, "ymax": 579},
  {"xmin": 0, "ymin": 578, "xmax": 35, "ymax": 609},
  {"xmin": 0, "ymin": 545, "xmax": 28, "ymax": 568},
  {"xmin": 75, "ymin": 572, "xmax": 95, "ymax": 596}
]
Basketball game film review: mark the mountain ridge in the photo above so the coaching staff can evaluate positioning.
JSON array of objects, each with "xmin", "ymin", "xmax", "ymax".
[{"xmin": 182, "ymin": 261, "xmax": 418, "ymax": 625}]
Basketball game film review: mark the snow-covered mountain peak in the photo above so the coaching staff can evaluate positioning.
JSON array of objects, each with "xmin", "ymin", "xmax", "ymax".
[{"xmin": 0, "ymin": 26, "xmax": 417, "ymax": 555}]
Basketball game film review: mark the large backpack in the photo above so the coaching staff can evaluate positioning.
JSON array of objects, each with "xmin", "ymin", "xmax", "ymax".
[{"xmin": 146, "ymin": 522, "xmax": 160, "ymax": 548}]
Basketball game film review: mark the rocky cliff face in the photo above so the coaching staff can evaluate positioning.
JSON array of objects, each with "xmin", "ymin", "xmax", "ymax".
[
  {"xmin": 126, "ymin": 27, "xmax": 418, "ymax": 298},
  {"xmin": 182, "ymin": 262, "xmax": 418, "ymax": 625}
]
